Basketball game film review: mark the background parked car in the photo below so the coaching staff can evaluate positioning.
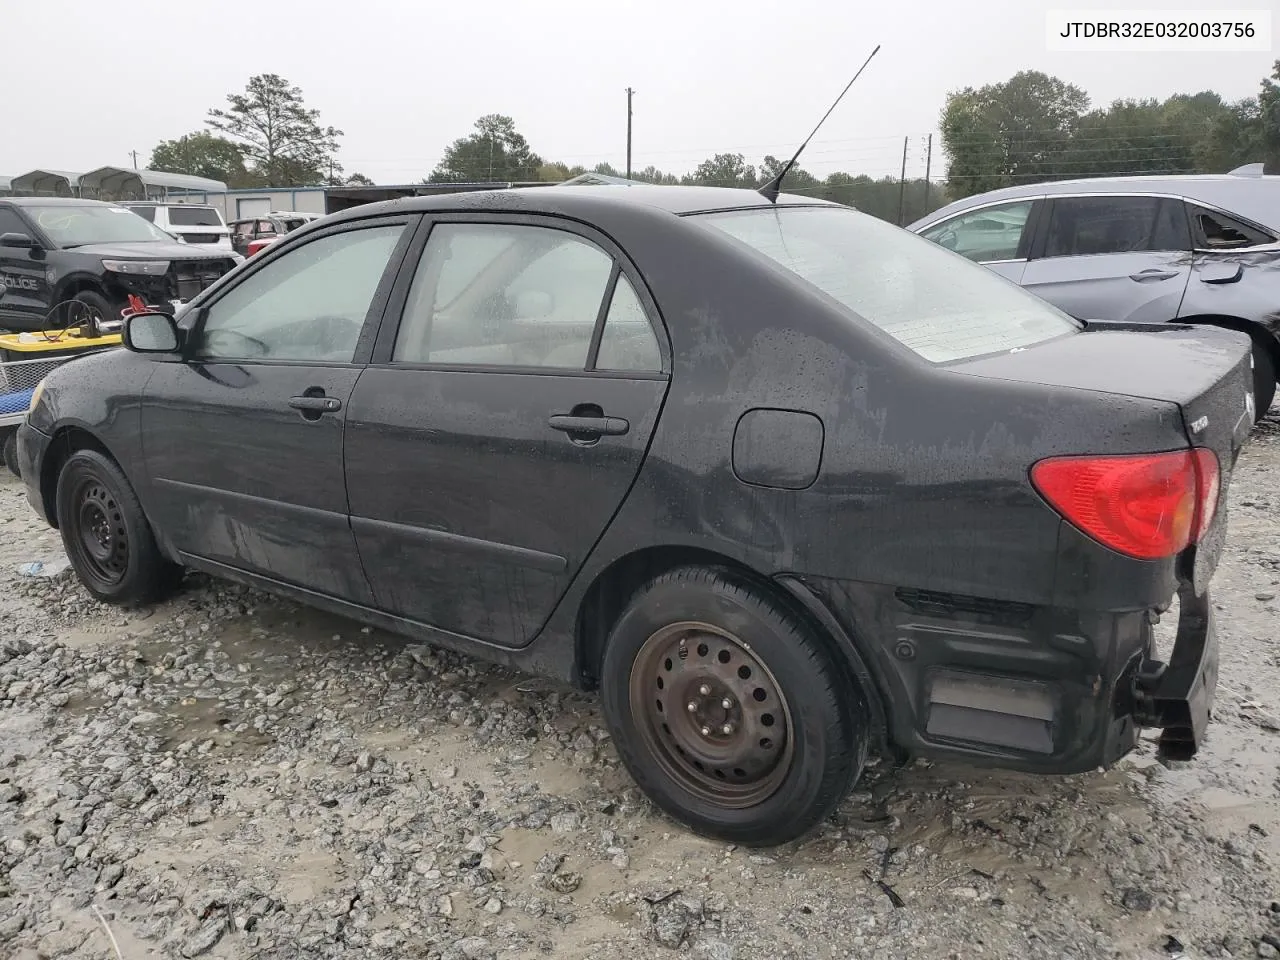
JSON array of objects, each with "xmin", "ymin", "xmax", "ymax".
[
  {"xmin": 907, "ymin": 171, "xmax": 1280, "ymax": 417},
  {"xmin": 229, "ymin": 212, "xmax": 321, "ymax": 257},
  {"xmin": 120, "ymin": 202, "xmax": 232, "ymax": 251}
]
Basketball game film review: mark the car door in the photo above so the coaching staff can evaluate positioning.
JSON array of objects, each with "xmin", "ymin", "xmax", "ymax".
[
  {"xmin": 0, "ymin": 206, "xmax": 52, "ymax": 326},
  {"xmin": 140, "ymin": 214, "xmax": 418, "ymax": 604},
  {"xmin": 1018, "ymin": 194, "xmax": 1193, "ymax": 323},
  {"xmin": 344, "ymin": 216, "xmax": 671, "ymax": 647},
  {"xmin": 916, "ymin": 198, "xmax": 1040, "ymax": 284}
]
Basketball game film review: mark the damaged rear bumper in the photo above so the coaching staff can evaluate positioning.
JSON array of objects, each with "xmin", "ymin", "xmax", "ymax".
[{"xmin": 800, "ymin": 577, "xmax": 1220, "ymax": 774}]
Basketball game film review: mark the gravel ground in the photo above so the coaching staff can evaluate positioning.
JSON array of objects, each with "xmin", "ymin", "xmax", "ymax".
[{"xmin": 0, "ymin": 407, "xmax": 1278, "ymax": 960}]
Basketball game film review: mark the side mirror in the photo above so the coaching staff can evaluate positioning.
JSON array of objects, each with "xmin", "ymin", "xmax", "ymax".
[
  {"xmin": 123, "ymin": 312, "xmax": 181, "ymax": 354},
  {"xmin": 0, "ymin": 232, "xmax": 36, "ymax": 249}
]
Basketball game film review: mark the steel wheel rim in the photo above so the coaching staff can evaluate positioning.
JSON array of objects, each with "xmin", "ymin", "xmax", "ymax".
[
  {"xmin": 71, "ymin": 478, "xmax": 128, "ymax": 585},
  {"xmin": 629, "ymin": 620, "xmax": 794, "ymax": 809}
]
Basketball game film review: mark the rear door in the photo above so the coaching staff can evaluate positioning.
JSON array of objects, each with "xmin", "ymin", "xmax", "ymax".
[
  {"xmin": 344, "ymin": 215, "xmax": 671, "ymax": 647},
  {"xmin": 1019, "ymin": 194, "xmax": 1193, "ymax": 323},
  {"xmin": 916, "ymin": 197, "xmax": 1040, "ymax": 284},
  {"xmin": 140, "ymin": 215, "xmax": 418, "ymax": 604}
]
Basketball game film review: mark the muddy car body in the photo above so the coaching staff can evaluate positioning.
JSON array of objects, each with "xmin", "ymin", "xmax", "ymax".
[
  {"xmin": 907, "ymin": 171, "xmax": 1280, "ymax": 416},
  {"xmin": 16, "ymin": 185, "xmax": 1253, "ymax": 845}
]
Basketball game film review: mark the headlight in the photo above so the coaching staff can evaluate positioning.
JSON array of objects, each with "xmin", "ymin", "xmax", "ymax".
[
  {"xmin": 29, "ymin": 377, "xmax": 46, "ymax": 412},
  {"xmin": 101, "ymin": 259, "xmax": 170, "ymax": 275}
]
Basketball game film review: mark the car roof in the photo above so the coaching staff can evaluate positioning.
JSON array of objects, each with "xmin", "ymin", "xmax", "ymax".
[
  {"xmin": 908, "ymin": 173, "xmax": 1280, "ymax": 233},
  {"xmin": 0, "ymin": 196, "xmax": 118, "ymax": 207},
  {"xmin": 320, "ymin": 183, "xmax": 837, "ymax": 227}
]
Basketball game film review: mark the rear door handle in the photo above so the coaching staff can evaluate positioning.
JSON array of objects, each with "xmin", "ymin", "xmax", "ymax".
[
  {"xmin": 548, "ymin": 414, "xmax": 629, "ymax": 436},
  {"xmin": 1129, "ymin": 269, "xmax": 1179, "ymax": 282}
]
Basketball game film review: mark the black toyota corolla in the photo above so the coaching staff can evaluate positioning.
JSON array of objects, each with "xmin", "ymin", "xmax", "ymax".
[{"xmin": 16, "ymin": 185, "xmax": 1253, "ymax": 846}]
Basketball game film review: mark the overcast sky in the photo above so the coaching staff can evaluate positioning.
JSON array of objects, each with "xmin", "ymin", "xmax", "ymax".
[{"xmin": 3, "ymin": 0, "xmax": 1274, "ymax": 185}]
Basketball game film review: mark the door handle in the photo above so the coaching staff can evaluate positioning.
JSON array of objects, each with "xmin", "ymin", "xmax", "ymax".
[
  {"xmin": 1129, "ymin": 269, "xmax": 1179, "ymax": 282},
  {"xmin": 548, "ymin": 414, "xmax": 629, "ymax": 437},
  {"xmin": 289, "ymin": 396, "xmax": 342, "ymax": 412}
]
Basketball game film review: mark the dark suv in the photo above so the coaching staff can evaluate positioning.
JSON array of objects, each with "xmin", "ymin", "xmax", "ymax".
[{"xmin": 0, "ymin": 198, "xmax": 241, "ymax": 333}]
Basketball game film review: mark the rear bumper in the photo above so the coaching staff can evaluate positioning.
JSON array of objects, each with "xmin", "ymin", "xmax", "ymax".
[{"xmin": 804, "ymin": 577, "xmax": 1218, "ymax": 774}]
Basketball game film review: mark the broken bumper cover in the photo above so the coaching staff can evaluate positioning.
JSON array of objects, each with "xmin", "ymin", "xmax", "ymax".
[
  {"xmin": 1132, "ymin": 586, "xmax": 1219, "ymax": 763},
  {"xmin": 805, "ymin": 578, "xmax": 1220, "ymax": 774}
]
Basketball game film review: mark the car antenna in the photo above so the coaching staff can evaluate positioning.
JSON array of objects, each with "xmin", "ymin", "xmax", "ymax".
[{"xmin": 757, "ymin": 43, "xmax": 882, "ymax": 204}]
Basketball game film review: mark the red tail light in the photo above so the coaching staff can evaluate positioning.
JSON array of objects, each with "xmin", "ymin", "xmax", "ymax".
[{"xmin": 1030, "ymin": 449, "xmax": 1219, "ymax": 560}]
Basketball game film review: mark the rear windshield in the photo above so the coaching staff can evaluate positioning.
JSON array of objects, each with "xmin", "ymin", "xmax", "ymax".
[
  {"xmin": 695, "ymin": 205, "xmax": 1081, "ymax": 363},
  {"xmin": 129, "ymin": 205, "xmax": 156, "ymax": 222},
  {"xmin": 167, "ymin": 206, "xmax": 224, "ymax": 227}
]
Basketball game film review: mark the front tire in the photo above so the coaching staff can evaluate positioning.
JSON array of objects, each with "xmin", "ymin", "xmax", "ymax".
[
  {"xmin": 68, "ymin": 289, "xmax": 121, "ymax": 333},
  {"xmin": 1253, "ymin": 345, "xmax": 1276, "ymax": 422},
  {"xmin": 55, "ymin": 449, "xmax": 182, "ymax": 606},
  {"xmin": 600, "ymin": 566, "xmax": 868, "ymax": 846},
  {"xmin": 2, "ymin": 432, "xmax": 18, "ymax": 478}
]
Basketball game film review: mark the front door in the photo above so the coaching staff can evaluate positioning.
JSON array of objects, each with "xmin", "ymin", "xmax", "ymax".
[
  {"xmin": 0, "ymin": 206, "xmax": 51, "ymax": 328},
  {"xmin": 1019, "ymin": 195, "xmax": 1193, "ymax": 323},
  {"xmin": 140, "ymin": 217, "xmax": 416, "ymax": 604},
  {"xmin": 344, "ymin": 218, "xmax": 670, "ymax": 647}
]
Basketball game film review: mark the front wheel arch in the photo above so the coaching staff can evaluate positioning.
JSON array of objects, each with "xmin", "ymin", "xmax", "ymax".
[{"xmin": 39, "ymin": 426, "xmax": 119, "ymax": 530}]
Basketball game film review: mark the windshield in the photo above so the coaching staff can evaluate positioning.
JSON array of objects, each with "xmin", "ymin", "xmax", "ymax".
[
  {"xmin": 167, "ymin": 206, "xmax": 224, "ymax": 227},
  {"xmin": 27, "ymin": 204, "xmax": 172, "ymax": 248},
  {"xmin": 695, "ymin": 205, "xmax": 1081, "ymax": 363}
]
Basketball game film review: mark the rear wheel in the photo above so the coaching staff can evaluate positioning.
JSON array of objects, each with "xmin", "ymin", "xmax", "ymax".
[
  {"xmin": 55, "ymin": 449, "xmax": 182, "ymax": 605},
  {"xmin": 600, "ymin": 566, "xmax": 868, "ymax": 846},
  {"xmin": 1253, "ymin": 344, "xmax": 1276, "ymax": 422}
]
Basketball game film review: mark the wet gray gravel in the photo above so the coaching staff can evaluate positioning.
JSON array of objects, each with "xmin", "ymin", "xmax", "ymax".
[{"xmin": 0, "ymin": 407, "xmax": 1278, "ymax": 959}]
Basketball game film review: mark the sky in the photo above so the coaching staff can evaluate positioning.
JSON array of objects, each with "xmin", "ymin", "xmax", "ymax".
[{"xmin": 2, "ymin": 0, "xmax": 1275, "ymax": 185}]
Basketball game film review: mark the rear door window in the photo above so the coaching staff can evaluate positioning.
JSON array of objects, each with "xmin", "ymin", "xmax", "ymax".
[
  {"xmin": 919, "ymin": 200, "xmax": 1035, "ymax": 263},
  {"xmin": 1040, "ymin": 196, "xmax": 1189, "ymax": 258}
]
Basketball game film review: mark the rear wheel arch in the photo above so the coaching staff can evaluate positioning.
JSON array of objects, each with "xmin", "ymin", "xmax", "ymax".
[{"xmin": 574, "ymin": 545, "xmax": 891, "ymax": 753}]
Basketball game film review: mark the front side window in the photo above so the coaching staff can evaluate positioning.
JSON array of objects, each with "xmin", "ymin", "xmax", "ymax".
[
  {"xmin": 920, "ymin": 200, "xmax": 1034, "ymax": 263},
  {"xmin": 1042, "ymin": 196, "xmax": 1189, "ymax": 258},
  {"xmin": 697, "ymin": 205, "xmax": 1080, "ymax": 364},
  {"xmin": 194, "ymin": 224, "xmax": 405, "ymax": 363},
  {"xmin": 393, "ymin": 222, "xmax": 616, "ymax": 368}
]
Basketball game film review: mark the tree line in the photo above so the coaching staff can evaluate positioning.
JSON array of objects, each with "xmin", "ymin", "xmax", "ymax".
[{"xmin": 150, "ymin": 60, "xmax": 1280, "ymax": 222}]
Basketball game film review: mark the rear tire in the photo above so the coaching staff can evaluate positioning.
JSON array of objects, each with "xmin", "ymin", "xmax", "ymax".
[
  {"xmin": 1253, "ymin": 345, "xmax": 1276, "ymax": 422},
  {"xmin": 600, "ymin": 566, "xmax": 868, "ymax": 846},
  {"xmin": 55, "ymin": 449, "xmax": 182, "ymax": 606}
]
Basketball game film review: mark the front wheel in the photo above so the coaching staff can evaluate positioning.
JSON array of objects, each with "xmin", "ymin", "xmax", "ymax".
[
  {"xmin": 1253, "ymin": 345, "xmax": 1276, "ymax": 422},
  {"xmin": 600, "ymin": 566, "xmax": 868, "ymax": 846},
  {"xmin": 55, "ymin": 449, "xmax": 182, "ymax": 606}
]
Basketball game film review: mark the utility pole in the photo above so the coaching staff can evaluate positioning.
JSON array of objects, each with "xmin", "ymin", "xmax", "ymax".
[
  {"xmin": 923, "ymin": 133, "xmax": 933, "ymax": 212},
  {"xmin": 488, "ymin": 135, "xmax": 494, "ymax": 181},
  {"xmin": 896, "ymin": 136, "xmax": 909, "ymax": 225},
  {"xmin": 626, "ymin": 87, "xmax": 634, "ymax": 181},
  {"xmin": 130, "ymin": 150, "xmax": 139, "ymax": 169}
]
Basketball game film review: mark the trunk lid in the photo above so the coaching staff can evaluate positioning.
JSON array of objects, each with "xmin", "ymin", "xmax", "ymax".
[{"xmin": 953, "ymin": 320, "xmax": 1254, "ymax": 590}]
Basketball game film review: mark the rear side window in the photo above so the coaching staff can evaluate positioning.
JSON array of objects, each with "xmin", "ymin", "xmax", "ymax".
[
  {"xmin": 1189, "ymin": 205, "xmax": 1274, "ymax": 248},
  {"xmin": 697, "ymin": 206, "xmax": 1080, "ymax": 364},
  {"xmin": 393, "ymin": 222, "xmax": 617, "ymax": 369},
  {"xmin": 1042, "ymin": 196, "xmax": 1189, "ymax": 258},
  {"xmin": 167, "ymin": 206, "xmax": 224, "ymax": 227},
  {"xmin": 129, "ymin": 206, "xmax": 157, "ymax": 222},
  {"xmin": 919, "ymin": 200, "xmax": 1034, "ymax": 263}
]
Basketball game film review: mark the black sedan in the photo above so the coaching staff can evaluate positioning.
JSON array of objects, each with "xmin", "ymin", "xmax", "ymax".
[{"xmin": 16, "ymin": 185, "xmax": 1253, "ymax": 846}]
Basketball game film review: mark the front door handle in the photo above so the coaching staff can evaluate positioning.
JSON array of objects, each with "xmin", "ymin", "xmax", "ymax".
[
  {"xmin": 548, "ymin": 414, "xmax": 629, "ymax": 437},
  {"xmin": 1129, "ymin": 269, "xmax": 1179, "ymax": 282},
  {"xmin": 289, "ymin": 396, "xmax": 342, "ymax": 412}
]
